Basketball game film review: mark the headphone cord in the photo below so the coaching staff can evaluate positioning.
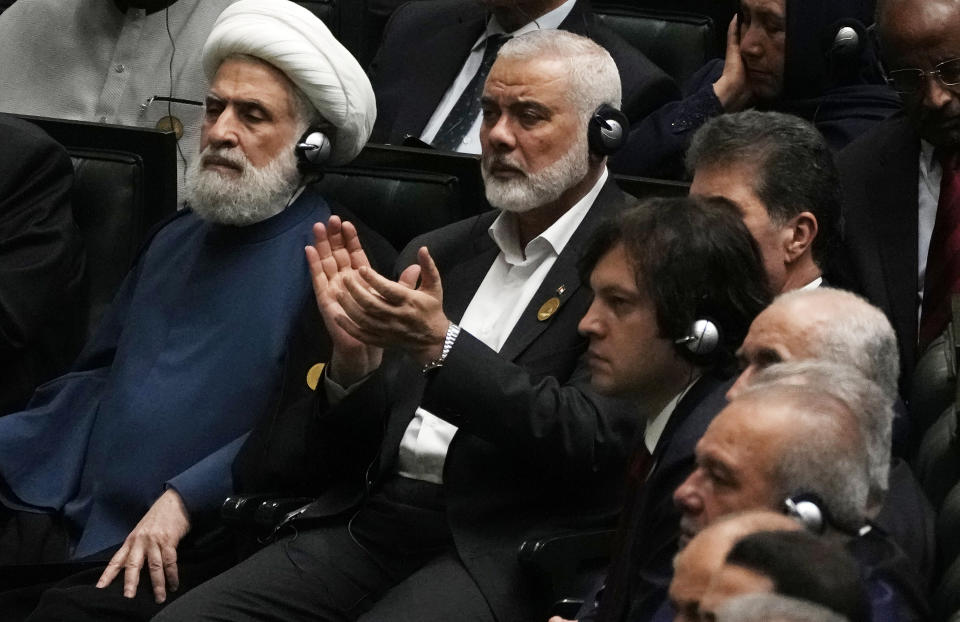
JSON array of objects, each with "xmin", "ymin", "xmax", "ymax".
[{"xmin": 164, "ymin": 6, "xmax": 187, "ymax": 177}]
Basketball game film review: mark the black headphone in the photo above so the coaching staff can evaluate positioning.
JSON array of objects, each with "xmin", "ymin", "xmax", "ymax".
[
  {"xmin": 673, "ymin": 317, "xmax": 721, "ymax": 360},
  {"xmin": 826, "ymin": 19, "xmax": 865, "ymax": 64},
  {"xmin": 588, "ymin": 104, "xmax": 629, "ymax": 156},
  {"xmin": 295, "ymin": 127, "xmax": 332, "ymax": 171},
  {"xmin": 784, "ymin": 493, "xmax": 828, "ymax": 534}
]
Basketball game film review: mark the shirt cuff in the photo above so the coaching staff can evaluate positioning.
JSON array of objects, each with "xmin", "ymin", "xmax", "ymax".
[{"xmin": 323, "ymin": 367, "xmax": 374, "ymax": 405}]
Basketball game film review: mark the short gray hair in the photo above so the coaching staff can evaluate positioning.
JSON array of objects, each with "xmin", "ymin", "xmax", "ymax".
[
  {"xmin": 497, "ymin": 29, "xmax": 622, "ymax": 122},
  {"xmin": 716, "ymin": 593, "xmax": 850, "ymax": 622},
  {"xmin": 738, "ymin": 361, "xmax": 885, "ymax": 531}
]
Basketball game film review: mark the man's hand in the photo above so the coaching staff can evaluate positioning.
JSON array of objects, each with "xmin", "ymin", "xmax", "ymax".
[
  {"xmin": 305, "ymin": 216, "xmax": 383, "ymax": 385},
  {"xmin": 96, "ymin": 488, "xmax": 191, "ymax": 604},
  {"xmin": 712, "ymin": 16, "xmax": 755, "ymax": 112},
  {"xmin": 337, "ymin": 246, "xmax": 449, "ymax": 365}
]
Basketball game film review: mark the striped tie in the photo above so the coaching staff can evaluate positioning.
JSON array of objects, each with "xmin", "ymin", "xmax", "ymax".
[{"xmin": 432, "ymin": 34, "xmax": 509, "ymax": 151}]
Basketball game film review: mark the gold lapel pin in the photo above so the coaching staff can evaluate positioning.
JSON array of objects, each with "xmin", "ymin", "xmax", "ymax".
[
  {"xmin": 538, "ymin": 298, "xmax": 560, "ymax": 321},
  {"xmin": 306, "ymin": 362, "xmax": 326, "ymax": 390}
]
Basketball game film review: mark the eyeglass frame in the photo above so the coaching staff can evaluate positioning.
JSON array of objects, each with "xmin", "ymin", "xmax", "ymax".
[{"xmin": 885, "ymin": 57, "xmax": 960, "ymax": 95}]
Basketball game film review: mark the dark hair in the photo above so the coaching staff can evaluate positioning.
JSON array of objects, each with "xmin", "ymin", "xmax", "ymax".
[
  {"xmin": 580, "ymin": 195, "xmax": 772, "ymax": 374},
  {"xmin": 724, "ymin": 530, "xmax": 871, "ymax": 622},
  {"xmin": 685, "ymin": 111, "xmax": 841, "ymax": 270}
]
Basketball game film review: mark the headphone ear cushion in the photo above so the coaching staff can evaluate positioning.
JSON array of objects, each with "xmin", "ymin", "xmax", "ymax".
[
  {"xmin": 295, "ymin": 129, "xmax": 332, "ymax": 169},
  {"xmin": 588, "ymin": 104, "xmax": 629, "ymax": 156}
]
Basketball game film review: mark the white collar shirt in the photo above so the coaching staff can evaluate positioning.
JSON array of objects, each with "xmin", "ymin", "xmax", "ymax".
[
  {"xmin": 418, "ymin": 0, "xmax": 577, "ymax": 153},
  {"xmin": 918, "ymin": 140, "xmax": 940, "ymax": 320},
  {"xmin": 396, "ymin": 169, "xmax": 608, "ymax": 483}
]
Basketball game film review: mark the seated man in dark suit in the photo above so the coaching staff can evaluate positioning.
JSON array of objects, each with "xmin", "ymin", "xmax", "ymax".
[
  {"xmin": 612, "ymin": 0, "xmax": 901, "ymax": 178},
  {"xmin": 0, "ymin": 0, "xmax": 394, "ymax": 615},
  {"xmin": 0, "ymin": 114, "xmax": 85, "ymax": 415},
  {"xmin": 369, "ymin": 0, "xmax": 679, "ymax": 152},
  {"xmin": 675, "ymin": 362, "xmax": 929, "ymax": 621},
  {"xmin": 156, "ymin": 29, "xmax": 640, "ymax": 622},
  {"xmin": 836, "ymin": 0, "xmax": 960, "ymax": 394},
  {"xmin": 563, "ymin": 195, "xmax": 772, "ymax": 622}
]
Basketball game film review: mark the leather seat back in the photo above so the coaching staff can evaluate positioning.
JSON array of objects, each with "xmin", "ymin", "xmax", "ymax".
[
  {"xmin": 18, "ymin": 116, "xmax": 178, "ymax": 339},
  {"xmin": 595, "ymin": 6, "xmax": 717, "ymax": 86}
]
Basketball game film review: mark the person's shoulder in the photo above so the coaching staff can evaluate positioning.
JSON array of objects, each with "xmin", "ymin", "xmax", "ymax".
[
  {"xmin": 398, "ymin": 210, "xmax": 499, "ymax": 267},
  {"xmin": 838, "ymin": 113, "xmax": 916, "ymax": 165},
  {"xmin": 384, "ymin": 0, "xmax": 480, "ymax": 32},
  {"xmin": 0, "ymin": 114, "xmax": 62, "ymax": 151}
]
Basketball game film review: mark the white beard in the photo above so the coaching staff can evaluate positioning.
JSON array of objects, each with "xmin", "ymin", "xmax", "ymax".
[
  {"xmin": 185, "ymin": 145, "xmax": 301, "ymax": 226},
  {"xmin": 481, "ymin": 131, "xmax": 590, "ymax": 213}
]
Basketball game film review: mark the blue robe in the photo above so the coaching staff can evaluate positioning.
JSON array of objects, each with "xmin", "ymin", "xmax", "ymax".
[{"xmin": 0, "ymin": 187, "xmax": 330, "ymax": 559}]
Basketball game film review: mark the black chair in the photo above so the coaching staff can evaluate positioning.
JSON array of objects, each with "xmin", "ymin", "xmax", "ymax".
[
  {"xmin": 319, "ymin": 143, "xmax": 489, "ymax": 251},
  {"xmin": 614, "ymin": 174, "xmax": 690, "ymax": 200},
  {"xmin": 16, "ymin": 115, "xmax": 178, "ymax": 341},
  {"xmin": 595, "ymin": 5, "xmax": 717, "ymax": 86},
  {"xmin": 598, "ymin": 0, "xmax": 736, "ymax": 57}
]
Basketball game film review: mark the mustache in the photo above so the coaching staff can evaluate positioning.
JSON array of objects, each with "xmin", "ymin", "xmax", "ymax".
[
  {"xmin": 200, "ymin": 147, "xmax": 248, "ymax": 172},
  {"xmin": 483, "ymin": 153, "xmax": 527, "ymax": 176}
]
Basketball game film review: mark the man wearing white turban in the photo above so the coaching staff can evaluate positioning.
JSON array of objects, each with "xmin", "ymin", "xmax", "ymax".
[{"xmin": 0, "ymin": 2, "xmax": 392, "ymax": 619}]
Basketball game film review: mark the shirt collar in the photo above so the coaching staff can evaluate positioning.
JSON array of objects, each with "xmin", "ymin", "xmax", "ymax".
[
  {"xmin": 644, "ymin": 375, "xmax": 702, "ymax": 454},
  {"xmin": 800, "ymin": 276, "xmax": 823, "ymax": 291},
  {"xmin": 920, "ymin": 139, "xmax": 938, "ymax": 178},
  {"xmin": 488, "ymin": 168, "xmax": 608, "ymax": 265},
  {"xmin": 478, "ymin": 0, "xmax": 577, "ymax": 46}
]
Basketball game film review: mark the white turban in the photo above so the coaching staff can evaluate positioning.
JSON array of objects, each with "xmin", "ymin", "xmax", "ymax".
[{"xmin": 202, "ymin": 0, "xmax": 376, "ymax": 165}]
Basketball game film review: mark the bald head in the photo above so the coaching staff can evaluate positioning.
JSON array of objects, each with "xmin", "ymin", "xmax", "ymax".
[
  {"xmin": 670, "ymin": 512, "xmax": 801, "ymax": 622},
  {"xmin": 731, "ymin": 287, "xmax": 899, "ymax": 401},
  {"xmin": 876, "ymin": 0, "xmax": 960, "ymax": 147}
]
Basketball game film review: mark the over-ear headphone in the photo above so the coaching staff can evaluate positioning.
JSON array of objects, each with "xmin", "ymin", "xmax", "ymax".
[
  {"xmin": 295, "ymin": 127, "xmax": 332, "ymax": 171},
  {"xmin": 673, "ymin": 318, "xmax": 721, "ymax": 358},
  {"xmin": 784, "ymin": 493, "xmax": 827, "ymax": 534},
  {"xmin": 588, "ymin": 104, "xmax": 629, "ymax": 156},
  {"xmin": 826, "ymin": 19, "xmax": 865, "ymax": 64}
]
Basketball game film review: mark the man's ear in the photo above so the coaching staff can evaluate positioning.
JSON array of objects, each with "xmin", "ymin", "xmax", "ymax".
[{"xmin": 783, "ymin": 212, "xmax": 818, "ymax": 264}]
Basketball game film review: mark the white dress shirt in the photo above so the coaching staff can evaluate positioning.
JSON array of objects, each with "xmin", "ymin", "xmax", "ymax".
[
  {"xmin": 418, "ymin": 0, "xmax": 577, "ymax": 153},
  {"xmin": 918, "ymin": 140, "xmax": 941, "ymax": 318},
  {"xmin": 396, "ymin": 169, "xmax": 609, "ymax": 483}
]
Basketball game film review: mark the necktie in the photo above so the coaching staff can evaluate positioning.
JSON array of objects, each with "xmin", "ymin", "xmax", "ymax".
[
  {"xmin": 432, "ymin": 34, "xmax": 509, "ymax": 151},
  {"xmin": 919, "ymin": 149, "xmax": 960, "ymax": 353}
]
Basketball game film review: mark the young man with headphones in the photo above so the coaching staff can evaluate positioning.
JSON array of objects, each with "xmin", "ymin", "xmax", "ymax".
[{"xmin": 567, "ymin": 195, "xmax": 771, "ymax": 622}]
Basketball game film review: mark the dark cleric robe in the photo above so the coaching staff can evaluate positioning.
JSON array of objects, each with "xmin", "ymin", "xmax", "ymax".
[{"xmin": 0, "ymin": 186, "xmax": 343, "ymax": 560}]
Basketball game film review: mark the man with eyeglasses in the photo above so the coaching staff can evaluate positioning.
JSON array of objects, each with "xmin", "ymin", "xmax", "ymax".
[{"xmin": 835, "ymin": 0, "xmax": 960, "ymax": 396}]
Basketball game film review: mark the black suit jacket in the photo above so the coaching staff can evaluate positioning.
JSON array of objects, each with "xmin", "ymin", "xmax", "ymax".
[
  {"xmin": 368, "ymin": 0, "xmax": 679, "ymax": 145},
  {"xmin": 835, "ymin": 114, "xmax": 921, "ymax": 393},
  {"xmin": 0, "ymin": 114, "xmax": 86, "ymax": 415},
  {"xmin": 582, "ymin": 375, "xmax": 732, "ymax": 622},
  {"xmin": 235, "ymin": 178, "xmax": 639, "ymax": 621}
]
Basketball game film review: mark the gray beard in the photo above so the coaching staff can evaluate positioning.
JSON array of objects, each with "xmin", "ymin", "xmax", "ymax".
[
  {"xmin": 481, "ymin": 132, "xmax": 590, "ymax": 213},
  {"xmin": 185, "ymin": 145, "xmax": 301, "ymax": 226}
]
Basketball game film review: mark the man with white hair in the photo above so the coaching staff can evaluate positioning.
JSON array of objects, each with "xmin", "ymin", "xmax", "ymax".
[
  {"xmin": 729, "ymin": 287, "xmax": 936, "ymax": 586},
  {"xmin": 0, "ymin": 0, "xmax": 392, "ymax": 612},
  {"xmin": 675, "ymin": 361, "xmax": 928, "ymax": 621},
  {"xmin": 158, "ymin": 29, "xmax": 638, "ymax": 622}
]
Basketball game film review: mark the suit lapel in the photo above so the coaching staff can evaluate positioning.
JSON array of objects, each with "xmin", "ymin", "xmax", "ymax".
[
  {"xmin": 392, "ymin": 6, "xmax": 487, "ymax": 139},
  {"xmin": 871, "ymin": 118, "xmax": 921, "ymax": 360},
  {"xmin": 499, "ymin": 179, "xmax": 627, "ymax": 362}
]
